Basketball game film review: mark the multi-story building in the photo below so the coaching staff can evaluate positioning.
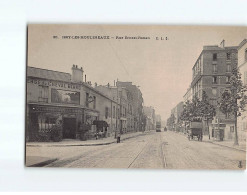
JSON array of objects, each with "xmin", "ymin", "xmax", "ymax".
[
  {"xmin": 26, "ymin": 65, "xmax": 118, "ymax": 141},
  {"xmin": 95, "ymin": 84, "xmax": 135, "ymax": 134},
  {"xmin": 116, "ymin": 81, "xmax": 145, "ymax": 132},
  {"xmin": 143, "ymin": 106, "xmax": 156, "ymax": 131},
  {"xmin": 190, "ymin": 40, "xmax": 238, "ymax": 140},
  {"xmin": 126, "ymin": 90, "xmax": 135, "ymax": 132},
  {"xmin": 183, "ymin": 87, "xmax": 192, "ymax": 102},
  {"xmin": 170, "ymin": 102, "xmax": 184, "ymax": 132},
  {"xmin": 237, "ymin": 39, "xmax": 247, "ymax": 141}
]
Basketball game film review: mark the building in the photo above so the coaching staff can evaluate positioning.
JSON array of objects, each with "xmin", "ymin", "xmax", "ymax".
[
  {"xmin": 183, "ymin": 87, "xmax": 192, "ymax": 102},
  {"xmin": 26, "ymin": 65, "xmax": 118, "ymax": 141},
  {"xmin": 143, "ymin": 106, "xmax": 156, "ymax": 131},
  {"xmin": 95, "ymin": 83, "xmax": 135, "ymax": 134},
  {"xmin": 237, "ymin": 39, "xmax": 247, "ymax": 141},
  {"xmin": 190, "ymin": 40, "xmax": 238, "ymax": 140},
  {"xmin": 116, "ymin": 81, "xmax": 145, "ymax": 132},
  {"xmin": 170, "ymin": 102, "xmax": 184, "ymax": 132}
]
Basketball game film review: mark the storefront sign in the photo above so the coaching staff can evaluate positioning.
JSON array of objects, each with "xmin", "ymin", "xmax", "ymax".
[
  {"xmin": 30, "ymin": 105, "xmax": 83, "ymax": 114},
  {"xmin": 27, "ymin": 78, "xmax": 81, "ymax": 90}
]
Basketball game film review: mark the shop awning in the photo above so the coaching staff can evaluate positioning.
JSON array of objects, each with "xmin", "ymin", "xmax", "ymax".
[{"xmin": 93, "ymin": 120, "xmax": 109, "ymax": 128}]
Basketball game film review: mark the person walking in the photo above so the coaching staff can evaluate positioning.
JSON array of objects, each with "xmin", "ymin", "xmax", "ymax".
[{"xmin": 116, "ymin": 131, "xmax": 121, "ymax": 143}]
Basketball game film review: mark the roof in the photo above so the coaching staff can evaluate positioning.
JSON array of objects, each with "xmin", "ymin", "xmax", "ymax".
[
  {"xmin": 238, "ymin": 39, "xmax": 247, "ymax": 50},
  {"xmin": 27, "ymin": 66, "xmax": 118, "ymax": 104},
  {"xmin": 27, "ymin": 66, "xmax": 71, "ymax": 82}
]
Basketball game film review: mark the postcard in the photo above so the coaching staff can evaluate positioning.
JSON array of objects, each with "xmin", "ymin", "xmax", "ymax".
[{"xmin": 26, "ymin": 24, "xmax": 246, "ymax": 169}]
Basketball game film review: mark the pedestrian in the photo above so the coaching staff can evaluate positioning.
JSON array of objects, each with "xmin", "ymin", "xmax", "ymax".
[
  {"xmin": 117, "ymin": 131, "xmax": 121, "ymax": 143},
  {"xmin": 95, "ymin": 132, "xmax": 99, "ymax": 140}
]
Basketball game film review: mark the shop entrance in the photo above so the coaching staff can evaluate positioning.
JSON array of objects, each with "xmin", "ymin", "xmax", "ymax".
[{"xmin": 63, "ymin": 117, "xmax": 76, "ymax": 139}]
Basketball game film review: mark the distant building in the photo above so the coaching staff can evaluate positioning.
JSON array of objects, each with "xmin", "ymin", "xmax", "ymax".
[
  {"xmin": 95, "ymin": 84, "xmax": 135, "ymax": 134},
  {"xmin": 170, "ymin": 102, "xmax": 184, "ymax": 132},
  {"xmin": 190, "ymin": 40, "xmax": 238, "ymax": 140},
  {"xmin": 116, "ymin": 81, "xmax": 145, "ymax": 132},
  {"xmin": 26, "ymin": 65, "xmax": 118, "ymax": 141},
  {"xmin": 143, "ymin": 106, "xmax": 156, "ymax": 130},
  {"xmin": 237, "ymin": 39, "xmax": 247, "ymax": 141},
  {"xmin": 155, "ymin": 114, "xmax": 161, "ymax": 123}
]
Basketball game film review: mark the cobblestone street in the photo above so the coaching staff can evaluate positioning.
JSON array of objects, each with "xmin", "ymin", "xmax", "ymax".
[{"xmin": 26, "ymin": 131, "xmax": 246, "ymax": 169}]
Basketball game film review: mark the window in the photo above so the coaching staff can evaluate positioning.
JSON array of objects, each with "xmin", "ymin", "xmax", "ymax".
[
  {"xmin": 93, "ymin": 96, "xmax": 96, "ymax": 109},
  {"xmin": 86, "ymin": 93, "xmax": 89, "ymax": 107},
  {"xmin": 245, "ymin": 49, "xmax": 247, "ymax": 62},
  {"xmin": 213, "ymin": 76, "xmax": 217, "ymax": 84},
  {"xmin": 230, "ymin": 126, "xmax": 234, "ymax": 132},
  {"xmin": 118, "ymin": 108, "xmax": 120, "ymax": 119},
  {"xmin": 227, "ymin": 64, "xmax": 231, "ymax": 72},
  {"xmin": 226, "ymin": 52, "xmax": 231, "ymax": 60},
  {"xmin": 213, "ymin": 53, "xmax": 217, "ymax": 61},
  {"xmin": 226, "ymin": 113, "xmax": 230, "ymax": 119},
  {"xmin": 212, "ymin": 64, "xmax": 217, "ymax": 73},
  {"xmin": 226, "ymin": 76, "xmax": 230, "ymax": 83},
  {"xmin": 38, "ymin": 86, "xmax": 48, "ymax": 103},
  {"xmin": 105, "ymin": 107, "xmax": 109, "ymax": 119},
  {"xmin": 113, "ymin": 106, "xmax": 115, "ymax": 118}
]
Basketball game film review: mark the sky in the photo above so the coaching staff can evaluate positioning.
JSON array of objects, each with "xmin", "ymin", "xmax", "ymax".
[{"xmin": 28, "ymin": 24, "xmax": 247, "ymax": 121}]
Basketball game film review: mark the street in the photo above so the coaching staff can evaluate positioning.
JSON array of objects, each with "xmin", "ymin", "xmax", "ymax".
[{"xmin": 26, "ymin": 131, "xmax": 246, "ymax": 169}]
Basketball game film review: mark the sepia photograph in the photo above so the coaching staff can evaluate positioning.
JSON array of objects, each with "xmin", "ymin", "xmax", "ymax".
[{"xmin": 25, "ymin": 24, "xmax": 247, "ymax": 169}]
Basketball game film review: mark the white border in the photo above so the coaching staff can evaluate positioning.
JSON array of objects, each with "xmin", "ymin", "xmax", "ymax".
[{"xmin": 0, "ymin": 0, "xmax": 247, "ymax": 192}]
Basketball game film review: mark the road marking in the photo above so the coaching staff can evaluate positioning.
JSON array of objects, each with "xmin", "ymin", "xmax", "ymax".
[
  {"xmin": 160, "ymin": 134, "xmax": 167, "ymax": 168},
  {"xmin": 127, "ymin": 135, "xmax": 152, "ymax": 168}
]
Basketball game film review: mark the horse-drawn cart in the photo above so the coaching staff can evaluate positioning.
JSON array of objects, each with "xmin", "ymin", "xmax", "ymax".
[{"xmin": 187, "ymin": 121, "xmax": 203, "ymax": 141}]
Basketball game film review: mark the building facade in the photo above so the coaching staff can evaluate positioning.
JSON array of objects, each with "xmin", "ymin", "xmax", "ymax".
[
  {"xmin": 170, "ymin": 102, "xmax": 184, "ymax": 132},
  {"xmin": 143, "ymin": 106, "xmax": 156, "ymax": 131},
  {"xmin": 116, "ymin": 81, "xmax": 145, "ymax": 132},
  {"xmin": 26, "ymin": 65, "xmax": 118, "ymax": 141},
  {"xmin": 183, "ymin": 87, "xmax": 192, "ymax": 102},
  {"xmin": 95, "ymin": 84, "xmax": 136, "ymax": 134},
  {"xmin": 237, "ymin": 39, "xmax": 247, "ymax": 141},
  {"xmin": 190, "ymin": 40, "xmax": 238, "ymax": 140}
]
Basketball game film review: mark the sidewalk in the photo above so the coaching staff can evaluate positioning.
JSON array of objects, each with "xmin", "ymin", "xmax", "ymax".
[
  {"xmin": 26, "ymin": 131, "xmax": 147, "ymax": 147},
  {"xmin": 169, "ymin": 131, "xmax": 246, "ymax": 152},
  {"xmin": 203, "ymin": 136, "xmax": 246, "ymax": 152}
]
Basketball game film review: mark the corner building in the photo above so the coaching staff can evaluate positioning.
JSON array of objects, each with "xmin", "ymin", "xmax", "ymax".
[
  {"xmin": 26, "ymin": 65, "xmax": 118, "ymax": 141},
  {"xmin": 190, "ymin": 40, "xmax": 238, "ymax": 140}
]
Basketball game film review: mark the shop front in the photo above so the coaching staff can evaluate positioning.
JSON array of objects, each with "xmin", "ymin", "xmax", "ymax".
[
  {"xmin": 26, "ymin": 103, "xmax": 84, "ymax": 142},
  {"xmin": 83, "ymin": 109, "xmax": 100, "ymax": 139}
]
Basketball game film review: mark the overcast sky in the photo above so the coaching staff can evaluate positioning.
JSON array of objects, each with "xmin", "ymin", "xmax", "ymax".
[{"xmin": 28, "ymin": 24, "xmax": 247, "ymax": 121}]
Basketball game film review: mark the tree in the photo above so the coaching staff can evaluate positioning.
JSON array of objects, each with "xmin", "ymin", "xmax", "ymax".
[
  {"xmin": 197, "ymin": 91, "xmax": 216, "ymax": 139},
  {"xmin": 219, "ymin": 67, "xmax": 247, "ymax": 145},
  {"xmin": 180, "ymin": 96, "xmax": 201, "ymax": 123}
]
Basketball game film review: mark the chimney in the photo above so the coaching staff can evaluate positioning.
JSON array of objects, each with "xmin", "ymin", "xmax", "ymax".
[
  {"xmin": 107, "ymin": 83, "xmax": 110, "ymax": 88},
  {"xmin": 114, "ymin": 80, "xmax": 115, "ymax": 86},
  {"xmin": 85, "ymin": 74, "xmax": 87, "ymax": 82},
  {"xmin": 220, "ymin": 39, "xmax": 225, "ymax": 48},
  {"xmin": 95, "ymin": 82, "xmax": 97, "ymax": 87},
  {"xmin": 71, "ymin": 65, "xmax": 84, "ymax": 83}
]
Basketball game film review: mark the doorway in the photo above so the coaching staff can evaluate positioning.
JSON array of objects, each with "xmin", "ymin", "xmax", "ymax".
[{"xmin": 63, "ymin": 117, "xmax": 76, "ymax": 139}]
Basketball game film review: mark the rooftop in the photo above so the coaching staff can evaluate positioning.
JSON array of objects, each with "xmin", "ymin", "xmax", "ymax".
[{"xmin": 27, "ymin": 66, "xmax": 71, "ymax": 82}]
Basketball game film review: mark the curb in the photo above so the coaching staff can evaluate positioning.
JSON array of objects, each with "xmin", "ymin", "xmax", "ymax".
[
  {"xmin": 26, "ymin": 158, "xmax": 58, "ymax": 167},
  {"xmin": 205, "ymin": 141, "xmax": 246, "ymax": 152},
  {"xmin": 26, "ymin": 133, "xmax": 146, "ymax": 147},
  {"xmin": 169, "ymin": 131, "xmax": 246, "ymax": 152}
]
